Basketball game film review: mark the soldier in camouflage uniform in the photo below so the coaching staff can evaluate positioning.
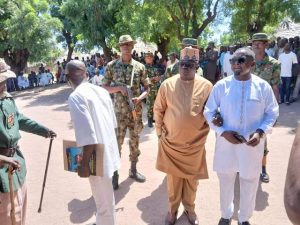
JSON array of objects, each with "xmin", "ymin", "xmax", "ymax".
[
  {"xmin": 252, "ymin": 33, "xmax": 281, "ymax": 183},
  {"xmin": 144, "ymin": 51, "xmax": 162, "ymax": 128},
  {"xmin": 164, "ymin": 38, "xmax": 203, "ymax": 81},
  {"xmin": 0, "ymin": 59, "xmax": 56, "ymax": 224},
  {"xmin": 102, "ymin": 35, "xmax": 149, "ymax": 190}
]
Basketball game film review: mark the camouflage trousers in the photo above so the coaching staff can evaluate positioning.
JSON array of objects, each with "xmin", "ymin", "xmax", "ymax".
[
  {"xmin": 146, "ymin": 88, "xmax": 158, "ymax": 119},
  {"xmin": 116, "ymin": 111, "xmax": 143, "ymax": 162}
]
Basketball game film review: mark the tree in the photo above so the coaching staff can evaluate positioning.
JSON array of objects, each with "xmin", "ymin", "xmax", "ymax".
[
  {"xmin": 227, "ymin": 0, "xmax": 300, "ymax": 40},
  {"xmin": 0, "ymin": 0, "xmax": 61, "ymax": 73}
]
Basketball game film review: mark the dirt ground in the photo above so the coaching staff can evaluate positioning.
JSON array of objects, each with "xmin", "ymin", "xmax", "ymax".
[{"xmin": 12, "ymin": 84, "xmax": 300, "ymax": 225}]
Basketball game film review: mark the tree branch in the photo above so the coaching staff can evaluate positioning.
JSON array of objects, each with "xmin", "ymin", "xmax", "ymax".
[
  {"xmin": 195, "ymin": 0, "xmax": 220, "ymax": 37},
  {"xmin": 165, "ymin": 4, "xmax": 183, "ymax": 40}
]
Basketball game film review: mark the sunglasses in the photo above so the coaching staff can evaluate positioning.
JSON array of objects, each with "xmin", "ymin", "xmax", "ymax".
[
  {"xmin": 230, "ymin": 56, "xmax": 248, "ymax": 65},
  {"xmin": 179, "ymin": 62, "xmax": 196, "ymax": 68}
]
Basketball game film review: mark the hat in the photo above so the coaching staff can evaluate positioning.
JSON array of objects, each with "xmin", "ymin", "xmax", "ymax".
[
  {"xmin": 0, "ymin": 58, "xmax": 16, "ymax": 83},
  {"xmin": 180, "ymin": 47, "xmax": 199, "ymax": 62},
  {"xmin": 252, "ymin": 33, "xmax": 269, "ymax": 42},
  {"xmin": 181, "ymin": 38, "xmax": 198, "ymax": 48},
  {"xmin": 118, "ymin": 35, "xmax": 136, "ymax": 45},
  {"xmin": 144, "ymin": 51, "xmax": 154, "ymax": 57}
]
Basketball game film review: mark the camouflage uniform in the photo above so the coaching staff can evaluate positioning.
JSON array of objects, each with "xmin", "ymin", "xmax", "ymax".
[
  {"xmin": 103, "ymin": 58, "xmax": 148, "ymax": 162},
  {"xmin": 145, "ymin": 64, "xmax": 161, "ymax": 119},
  {"xmin": 252, "ymin": 53, "xmax": 280, "ymax": 157}
]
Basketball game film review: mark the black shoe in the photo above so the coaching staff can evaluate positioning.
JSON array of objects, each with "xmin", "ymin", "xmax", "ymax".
[
  {"xmin": 218, "ymin": 217, "xmax": 231, "ymax": 225},
  {"xmin": 148, "ymin": 118, "xmax": 153, "ymax": 128},
  {"xmin": 129, "ymin": 169, "xmax": 146, "ymax": 182},
  {"xmin": 112, "ymin": 171, "xmax": 119, "ymax": 190},
  {"xmin": 260, "ymin": 172, "xmax": 270, "ymax": 183},
  {"xmin": 238, "ymin": 221, "xmax": 250, "ymax": 225}
]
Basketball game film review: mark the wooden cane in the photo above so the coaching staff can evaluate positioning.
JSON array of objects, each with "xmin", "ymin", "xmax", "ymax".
[
  {"xmin": 38, "ymin": 137, "xmax": 54, "ymax": 213},
  {"xmin": 8, "ymin": 166, "xmax": 16, "ymax": 225}
]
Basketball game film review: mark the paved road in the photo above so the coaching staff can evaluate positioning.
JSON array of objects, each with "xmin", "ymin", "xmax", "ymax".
[{"xmin": 12, "ymin": 84, "xmax": 300, "ymax": 225}]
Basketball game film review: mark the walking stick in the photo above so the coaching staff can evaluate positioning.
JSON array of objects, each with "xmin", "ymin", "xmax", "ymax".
[
  {"xmin": 8, "ymin": 166, "xmax": 16, "ymax": 225},
  {"xmin": 38, "ymin": 137, "xmax": 54, "ymax": 213}
]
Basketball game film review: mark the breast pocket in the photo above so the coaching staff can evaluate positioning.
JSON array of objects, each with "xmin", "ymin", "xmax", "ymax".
[
  {"xmin": 247, "ymin": 94, "xmax": 263, "ymax": 118},
  {"xmin": 191, "ymin": 95, "xmax": 205, "ymax": 116}
]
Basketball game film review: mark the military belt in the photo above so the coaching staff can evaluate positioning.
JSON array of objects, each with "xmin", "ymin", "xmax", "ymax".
[{"xmin": 0, "ymin": 146, "xmax": 18, "ymax": 157}]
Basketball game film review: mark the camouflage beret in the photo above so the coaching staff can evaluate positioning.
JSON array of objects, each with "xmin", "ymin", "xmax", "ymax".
[
  {"xmin": 0, "ymin": 58, "xmax": 16, "ymax": 83},
  {"xmin": 181, "ymin": 38, "xmax": 198, "ymax": 47},
  {"xmin": 119, "ymin": 35, "xmax": 136, "ymax": 45},
  {"xmin": 144, "ymin": 51, "xmax": 154, "ymax": 57},
  {"xmin": 252, "ymin": 33, "xmax": 269, "ymax": 42},
  {"xmin": 180, "ymin": 47, "xmax": 199, "ymax": 62}
]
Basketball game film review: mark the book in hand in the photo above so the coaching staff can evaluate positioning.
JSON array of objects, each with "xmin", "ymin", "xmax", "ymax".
[{"xmin": 63, "ymin": 140, "xmax": 103, "ymax": 176}]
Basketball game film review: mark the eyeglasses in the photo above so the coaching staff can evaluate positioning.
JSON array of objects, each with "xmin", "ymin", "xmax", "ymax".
[
  {"xmin": 230, "ymin": 56, "xmax": 248, "ymax": 65},
  {"xmin": 179, "ymin": 62, "xmax": 196, "ymax": 69}
]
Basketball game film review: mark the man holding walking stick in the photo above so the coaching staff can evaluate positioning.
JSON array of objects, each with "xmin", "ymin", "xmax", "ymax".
[{"xmin": 0, "ymin": 58, "xmax": 56, "ymax": 225}]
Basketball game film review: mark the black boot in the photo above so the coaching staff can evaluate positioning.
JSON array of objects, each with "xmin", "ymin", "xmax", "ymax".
[
  {"xmin": 148, "ymin": 117, "xmax": 153, "ymax": 128},
  {"xmin": 129, "ymin": 161, "xmax": 146, "ymax": 182},
  {"xmin": 112, "ymin": 171, "xmax": 119, "ymax": 190},
  {"xmin": 260, "ymin": 166, "xmax": 269, "ymax": 183}
]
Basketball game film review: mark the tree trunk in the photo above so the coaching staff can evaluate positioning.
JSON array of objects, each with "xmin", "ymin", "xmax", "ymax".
[
  {"xmin": 66, "ymin": 45, "xmax": 74, "ymax": 62},
  {"xmin": 100, "ymin": 40, "xmax": 113, "ymax": 62},
  {"xmin": 157, "ymin": 37, "xmax": 170, "ymax": 61},
  {"xmin": 3, "ymin": 48, "xmax": 30, "ymax": 74}
]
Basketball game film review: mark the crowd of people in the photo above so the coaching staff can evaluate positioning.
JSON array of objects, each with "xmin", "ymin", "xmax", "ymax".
[{"xmin": 1, "ymin": 32, "xmax": 300, "ymax": 225}]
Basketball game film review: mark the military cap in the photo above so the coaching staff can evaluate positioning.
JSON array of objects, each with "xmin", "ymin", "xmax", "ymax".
[
  {"xmin": 252, "ymin": 33, "xmax": 269, "ymax": 42},
  {"xmin": 144, "ymin": 51, "xmax": 154, "ymax": 57},
  {"xmin": 180, "ymin": 47, "xmax": 199, "ymax": 62},
  {"xmin": 0, "ymin": 58, "xmax": 16, "ymax": 83},
  {"xmin": 118, "ymin": 35, "xmax": 136, "ymax": 45},
  {"xmin": 181, "ymin": 38, "xmax": 198, "ymax": 48}
]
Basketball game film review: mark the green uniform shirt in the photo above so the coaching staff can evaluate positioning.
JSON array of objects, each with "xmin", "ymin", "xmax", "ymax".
[
  {"xmin": 0, "ymin": 92, "xmax": 49, "ymax": 193},
  {"xmin": 252, "ymin": 54, "xmax": 281, "ymax": 86},
  {"xmin": 103, "ymin": 58, "xmax": 149, "ymax": 115}
]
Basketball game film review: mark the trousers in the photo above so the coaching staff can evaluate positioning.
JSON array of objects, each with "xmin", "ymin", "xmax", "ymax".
[
  {"xmin": 217, "ymin": 172, "xmax": 259, "ymax": 223},
  {"xmin": 89, "ymin": 176, "xmax": 115, "ymax": 225},
  {"xmin": 167, "ymin": 174, "xmax": 198, "ymax": 214},
  {"xmin": 0, "ymin": 183, "xmax": 27, "ymax": 225}
]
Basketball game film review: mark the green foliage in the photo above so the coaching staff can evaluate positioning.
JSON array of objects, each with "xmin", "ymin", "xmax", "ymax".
[{"xmin": 0, "ymin": 0, "xmax": 62, "ymax": 62}]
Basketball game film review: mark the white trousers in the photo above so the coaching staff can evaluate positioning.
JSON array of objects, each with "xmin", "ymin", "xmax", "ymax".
[
  {"xmin": 217, "ymin": 172, "xmax": 259, "ymax": 223},
  {"xmin": 89, "ymin": 176, "xmax": 115, "ymax": 225}
]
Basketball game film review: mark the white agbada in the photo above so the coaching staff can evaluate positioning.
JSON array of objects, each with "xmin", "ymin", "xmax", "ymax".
[
  {"xmin": 223, "ymin": 52, "xmax": 234, "ymax": 76},
  {"xmin": 68, "ymin": 82, "xmax": 120, "ymax": 178},
  {"xmin": 204, "ymin": 74, "xmax": 279, "ymax": 179}
]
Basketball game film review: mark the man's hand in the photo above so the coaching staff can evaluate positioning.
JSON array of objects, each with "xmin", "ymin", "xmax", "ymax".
[
  {"xmin": 47, "ymin": 130, "xmax": 57, "ymax": 138},
  {"xmin": 78, "ymin": 163, "xmax": 91, "ymax": 178},
  {"xmin": 0, "ymin": 155, "xmax": 21, "ymax": 171},
  {"xmin": 221, "ymin": 131, "xmax": 243, "ymax": 144},
  {"xmin": 246, "ymin": 132, "xmax": 260, "ymax": 147},
  {"xmin": 119, "ymin": 86, "xmax": 128, "ymax": 96},
  {"xmin": 132, "ymin": 97, "xmax": 141, "ymax": 105},
  {"xmin": 212, "ymin": 112, "xmax": 223, "ymax": 127}
]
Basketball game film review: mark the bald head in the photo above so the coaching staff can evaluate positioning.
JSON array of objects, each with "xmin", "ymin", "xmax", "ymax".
[{"xmin": 65, "ymin": 60, "xmax": 87, "ymax": 86}]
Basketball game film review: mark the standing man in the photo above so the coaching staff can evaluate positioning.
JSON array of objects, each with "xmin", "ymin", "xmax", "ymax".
[
  {"xmin": 0, "ymin": 58, "xmax": 56, "ymax": 225},
  {"xmin": 102, "ymin": 35, "xmax": 149, "ymax": 190},
  {"xmin": 154, "ymin": 47, "xmax": 212, "ymax": 225},
  {"xmin": 279, "ymin": 43, "xmax": 298, "ymax": 104},
  {"xmin": 164, "ymin": 38, "xmax": 203, "ymax": 80},
  {"xmin": 204, "ymin": 41, "xmax": 219, "ymax": 84},
  {"xmin": 223, "ymin": 46, "xmax": 235, "ymax": 77},
  {"xmin": 144, "ymin": 51, "xmax": 162, "ymax": 128},
  {"xmin": 204, "ymin": 48, "xmax": 279, "ymax": 225},
  {"xmin": 251, "ymin": 33, "xmax": 281, "ymax": 183},
  {"xmin": 66, "ymin": 60, "xmax": 120, "ymax": 225}
]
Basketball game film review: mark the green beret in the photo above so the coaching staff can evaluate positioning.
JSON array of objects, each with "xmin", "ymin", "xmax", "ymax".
[{"xmin": 252, "ymin": 33, "xmax": 269, "ymax": 42}]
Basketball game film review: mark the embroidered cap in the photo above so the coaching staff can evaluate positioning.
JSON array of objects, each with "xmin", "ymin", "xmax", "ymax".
[
  {"xmin": 0, "ymin": 58, "xmax": 16, "ymax": 83},
  {"xmin": 180, "ymin": 47, "xmax": 199, "ymax": 62}
]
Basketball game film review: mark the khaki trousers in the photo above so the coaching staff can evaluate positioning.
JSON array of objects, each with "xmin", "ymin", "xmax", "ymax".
[
  {"xmin": 167, "ymin": 174, "xmax": 198, "ymax": 214},
  {"xmin": 0, "ymin": 183, "xmax": 27, "ymax": 225}
]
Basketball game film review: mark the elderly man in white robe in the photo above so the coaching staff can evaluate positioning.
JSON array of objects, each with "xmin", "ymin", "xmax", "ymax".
[
  {"xmin": 204, "ymin": 47, "xmax": 279, "ymax": 225},
  {"xmin": 66, "ymin": 60, "xmax": 120, "ymax": 225}
]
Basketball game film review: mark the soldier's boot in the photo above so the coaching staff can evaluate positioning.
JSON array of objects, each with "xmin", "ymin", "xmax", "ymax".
[
  {"xmin": 129, "ymin": 161, "xmax": 146, "ymax": 183},
  {"xmin": 148, "ymin": 117, "xmax": 153, "ymax": 128},
  {"xmin": 112, "ymin": 170, "xmax": 119, "ymax": 190}
]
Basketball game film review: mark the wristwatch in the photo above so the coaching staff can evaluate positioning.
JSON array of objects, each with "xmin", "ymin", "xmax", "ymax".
[{"xmin": 255, "ymin": 129, "xmax": 265, "ymax": 138}]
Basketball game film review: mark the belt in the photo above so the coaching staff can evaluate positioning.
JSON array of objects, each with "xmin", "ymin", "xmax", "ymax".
[{"xmin": 0, "ymin": 146, "xmax": 18, "ymax": 157}]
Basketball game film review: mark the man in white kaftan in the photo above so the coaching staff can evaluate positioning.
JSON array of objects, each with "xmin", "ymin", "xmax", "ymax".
[
  {"xmin": 66, "ymin": 60, "xmax": 120, "ymax": 225},
  {"xmin": 204, "ymin": 48, "xmax": 279, "ymax": 225}
]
